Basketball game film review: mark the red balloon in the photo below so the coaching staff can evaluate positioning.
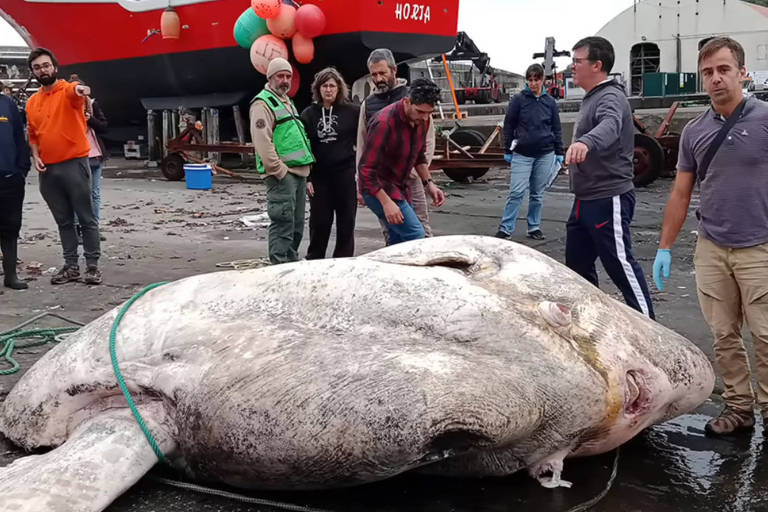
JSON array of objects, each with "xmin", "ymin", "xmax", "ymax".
[
  {"xmin": 288, "ymin": 65, "xmax": 300, "ymax": 98},
  {"xmin": 292, "ymin": 33, "xmax": 314, "ymax": 64},
  {"xmin": 251, "ymin": 0, "xmax": 280, "ymax": 19},
  {"xmin": 266, "ymin": 4, "xmax": 297, "ymax": 39},
  {"xmin": 295, "ymin": 4, "xmax": 326, "ymax": 39}
]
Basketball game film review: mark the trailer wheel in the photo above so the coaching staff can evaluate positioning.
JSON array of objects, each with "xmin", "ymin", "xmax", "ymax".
[
  {"xmin": 633, "ymin": 133, "xmax": 663, "ymax": 187},
  {"xmin": 455, "ymin": 90, "xmax": 466, "ymax": 105},
  {"xmin": 442, "ymin": 129, "xmax": 490, "ymax": 182},
  {"xmin": 161, "ymin": 153, "xmax": 186, "ymax": 181}
]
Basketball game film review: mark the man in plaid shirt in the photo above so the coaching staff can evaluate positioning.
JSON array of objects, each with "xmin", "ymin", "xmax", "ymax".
[{"xmin": 358, "ymin": 78, "xmax": 446, "ymax": 245}]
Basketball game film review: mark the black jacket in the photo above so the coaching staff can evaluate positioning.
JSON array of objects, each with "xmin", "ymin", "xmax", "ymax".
[
  {"xmin": 503, "ymin": 88, "xmax": 564, "ymax": 158},
  {"xmin": 0, "ymin": 95, "xmax": 29, "ymax": 176}
]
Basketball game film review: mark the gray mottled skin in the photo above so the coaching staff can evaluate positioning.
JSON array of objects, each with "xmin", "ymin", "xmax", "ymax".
[{"xmin": 0, "ymin": 236, "xmax": 714, "ymax": 511}]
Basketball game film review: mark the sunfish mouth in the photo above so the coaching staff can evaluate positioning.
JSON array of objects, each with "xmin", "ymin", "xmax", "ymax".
[{"xmin": 624, "ymin": 370, "xmax": 650, "ymax": 415}]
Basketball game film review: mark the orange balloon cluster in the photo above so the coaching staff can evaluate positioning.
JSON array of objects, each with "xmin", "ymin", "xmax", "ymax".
[{"xmin": 242, "ymin": 0, "xmax": 327, "ymax": 94}]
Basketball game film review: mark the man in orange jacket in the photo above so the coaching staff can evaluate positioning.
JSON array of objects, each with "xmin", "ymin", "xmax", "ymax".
[{"xmin": 26, "ymin": 48, "xmax": 102, "ymax": 285}]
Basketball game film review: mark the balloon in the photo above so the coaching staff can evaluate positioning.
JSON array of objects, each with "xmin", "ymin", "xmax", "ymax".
[
  {"xmin": 295, "ymin": 4, "xmax": 326, "ymax": 39},
  {"xmin": 292, "ymin": 33, "xmax": 314, "ymax": 64},
  {"xmin": 288, "ymin": 64, "xmax": 301, "ymax": 98},
  {"xmin": 160, "ymin": 8, "xmax": 180, "ymax": 40},
  {"xmin": 266, "ymin": 4, "xmax": 297, "ymax": 39},
  {"xmin": 233, "ymin": 8, "xmax": 268, "ymax": 49},
  {"xmin": 249, "ymin": 35, "xmax": 289, "ymax": 75},
  {"xmin": 251, "ymin": 0, "xmax": 280, "ymax": 19}
]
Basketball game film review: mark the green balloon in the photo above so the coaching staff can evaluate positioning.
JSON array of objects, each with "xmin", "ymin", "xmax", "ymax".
[{"xmin": 233, "ymin": 8, "xmax": 269, "ymax": 49}]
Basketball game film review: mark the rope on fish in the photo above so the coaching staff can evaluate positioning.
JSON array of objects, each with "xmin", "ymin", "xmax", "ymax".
[
  {"xmin": 110, "ymin": 281, "xmax": 171, "ymax": 465},
  {"xmin": 0, "ymin": 312, "xmax": 84, "ymax": 375},
  {"xmin": 150, "ymin": 475, "xmax": 335, "ymax": 512},
  {"xmin": 564, "ymin": 447, "xmax": 621, "ymax": 512}
]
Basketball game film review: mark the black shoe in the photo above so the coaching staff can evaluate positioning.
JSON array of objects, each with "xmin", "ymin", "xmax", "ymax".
[
  {"xmin": 83, "ymin": 265, "xmax": 103, "ymax": 285},
  {"xmin": 495, "ymin": 230, "xmax": 512, "ymax": 240},
  {"xmin": 51, "ymin": 266, "xmax": 81, "ymax": 285},
  {"xmin": 527, "ymin": 230, "xmax": 545, "ymax": 240}
]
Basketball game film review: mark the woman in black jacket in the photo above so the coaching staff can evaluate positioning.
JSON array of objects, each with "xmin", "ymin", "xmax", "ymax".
[{"xmin": 300, "ymin": 68, "xmax": 360, "ymax": 259}]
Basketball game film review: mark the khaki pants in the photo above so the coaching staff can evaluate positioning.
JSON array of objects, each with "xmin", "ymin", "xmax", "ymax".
[{"xmin": 695, "ymin": 236, "xmax": 768, "ymax": 413}]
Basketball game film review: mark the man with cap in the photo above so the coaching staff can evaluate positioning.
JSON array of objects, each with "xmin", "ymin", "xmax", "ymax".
[{"xmin": 250, "ymin": 57, "xmax": 315, "ymax": 264}]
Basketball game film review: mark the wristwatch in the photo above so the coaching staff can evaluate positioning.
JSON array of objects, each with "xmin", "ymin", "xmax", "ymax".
[{"xmin": 422, "ymin": 178, "xmax": 433, "ymax": 187}]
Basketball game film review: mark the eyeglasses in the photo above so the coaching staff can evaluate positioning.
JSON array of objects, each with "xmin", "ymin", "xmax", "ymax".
[
  {"xmin": 32, "ymin": 62, "xmax": 53, "ymax": 71},
  {"xmin": 572, "ymin": 58, "xmax": 593, "ymax": 65}
]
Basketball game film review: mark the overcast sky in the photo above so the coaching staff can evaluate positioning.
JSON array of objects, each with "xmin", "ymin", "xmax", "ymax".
[{"xmin": 0, "ymin": 0, "xmax": 635, "ymax": 73}]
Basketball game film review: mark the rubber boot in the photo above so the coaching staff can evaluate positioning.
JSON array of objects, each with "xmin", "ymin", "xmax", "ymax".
[{"xmin": 1, "ymin": 234, "xmax": 28, "ymax": 290}]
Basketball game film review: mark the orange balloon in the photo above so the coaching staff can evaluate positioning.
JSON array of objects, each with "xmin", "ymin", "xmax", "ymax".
[
  {"xmin": 249, "ymin": 34, "xmax": 289, "ymax": 75},
  {"xmin": 266, "ymin": 4, "xmax": 297, "ymax": 39},
  {"xmin": 288, "ymin": 64, "xmax": 300, "ymax": 98},
  {"xmin": 292, "ymin": 33, "xmax": 314, "ymax": 64},
  {"xmin": 160, "ymin": 8, "xmax": 180, "ymax": 39},
  {"xmin": 251, "ymin": 0, "xmax": 280, "ymax": 19}
]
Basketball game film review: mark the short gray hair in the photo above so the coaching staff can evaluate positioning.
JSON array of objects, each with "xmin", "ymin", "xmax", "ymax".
[{"xmin": 367, "ymin": 48, "xmax": 396, "ymax": 70}]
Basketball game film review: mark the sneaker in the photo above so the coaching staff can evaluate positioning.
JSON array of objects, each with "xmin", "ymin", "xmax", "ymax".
[
  {"xmin": 495, "ymin": 230, "xmax": 512, "ymax": 240},
  {"xmin": 83, "ymin": 266, "xmax": 103, "ymax": 285},
  {"xmin": 705, "ymin": 407, "xmax": 755, "ymax": 436},
  {"xmin": 527, "ymin": 230, "xmax": 545, "ymax": 240},
  {"xmin": 51, "ymin": 266, "xmax": 80, "ymax": 285}
]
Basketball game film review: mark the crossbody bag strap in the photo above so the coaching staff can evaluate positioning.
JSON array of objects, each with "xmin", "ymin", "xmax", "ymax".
[{"xmin": 698, "ymin": 98, "xmax": 746, "ymax": 183}]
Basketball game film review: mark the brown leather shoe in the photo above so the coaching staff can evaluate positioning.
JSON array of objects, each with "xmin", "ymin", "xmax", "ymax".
[{"xmin": 705, "ymin": 407, "xmax": 755, "ymax": 436}]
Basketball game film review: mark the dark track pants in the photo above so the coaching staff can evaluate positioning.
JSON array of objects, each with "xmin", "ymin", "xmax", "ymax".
[{"xmin": 565, "ymin": 190, "xmax": 654, "ymax": 319}]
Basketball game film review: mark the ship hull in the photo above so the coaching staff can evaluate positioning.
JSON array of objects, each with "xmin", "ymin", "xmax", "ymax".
[{"xmin": 1, "ymin": 0, "xmax": 459, "ymax": 127}]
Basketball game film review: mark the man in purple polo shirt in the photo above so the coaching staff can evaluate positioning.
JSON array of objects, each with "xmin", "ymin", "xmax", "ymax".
[
  {"xmin": 358, "ymin": 78, "xmax": 446, "ymax": 245},
  {"xmin": 654, "ymin": 37, "xmax": 768, "ymax": 436}
]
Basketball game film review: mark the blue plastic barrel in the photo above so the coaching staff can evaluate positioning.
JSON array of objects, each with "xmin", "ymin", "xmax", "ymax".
[{"xmin": 183, "ymin": 164, "xmax": 212, "ymax": 190}]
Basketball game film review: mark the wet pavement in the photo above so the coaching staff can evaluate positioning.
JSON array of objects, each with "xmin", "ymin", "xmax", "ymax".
[{"xmin": 2, "ymin": 161, "xmax": 767, "ymax": 511}]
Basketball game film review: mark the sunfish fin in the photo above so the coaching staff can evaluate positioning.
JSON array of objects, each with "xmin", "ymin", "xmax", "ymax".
[
  {"xmin": 529, "ymin": 447, "xmax": 573, "ymax": 489},
  {"xmin": 0, "ymin": 405, "xmax": 175, "ymax": 512},
  {"xmin": 363, "ymin": 236, "xmax": 484, "ymax": 271}
]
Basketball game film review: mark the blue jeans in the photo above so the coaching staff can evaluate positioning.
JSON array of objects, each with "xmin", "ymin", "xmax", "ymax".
[
  {"xmin": 89, "ymin": 160, "xmax": 102, "ymax": 224},
  {"xmin": 363, "ymin": 194, "xmax": 425, "ymax": 246},
  {"xmin": 498, "ymin": 152, "xmax": 556, "ymax": 235}
]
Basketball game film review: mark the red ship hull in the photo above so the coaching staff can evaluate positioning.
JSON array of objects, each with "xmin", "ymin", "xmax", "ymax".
[{"xmin": 1, "ymin": 0, "xmax": 459, "ymax": 128}]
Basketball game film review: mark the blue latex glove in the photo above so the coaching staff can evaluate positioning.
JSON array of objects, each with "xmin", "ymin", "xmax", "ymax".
[
  {"xmin": 504, "ymin": 153, "xmax": 513, "ymax": 164},
  {"xmin": 653, "ymin": 249, "xmax": 671, "ymax": 291},
  {"xmin": 556, "ymin": 155, "xmax": 564, "ymax": 166}
]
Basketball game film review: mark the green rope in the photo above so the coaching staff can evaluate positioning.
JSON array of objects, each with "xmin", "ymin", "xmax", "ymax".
[
  {"xmin": 0, "ymin": 327, "xmax": 80, "ymax": 375},
  {"xmin": 109, "ymin": 282, "xmax": 170, "ymax": 465}
]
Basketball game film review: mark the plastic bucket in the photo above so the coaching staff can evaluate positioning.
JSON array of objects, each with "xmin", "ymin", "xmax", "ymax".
[{"xmin": 184, "ymin": 164, "xmax": 212, "ymax": 190}]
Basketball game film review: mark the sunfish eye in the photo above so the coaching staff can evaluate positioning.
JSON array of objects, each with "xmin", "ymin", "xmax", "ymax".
[{"xmin": 538, "ymin": 301, "xmax": 572, "ymax": 328}]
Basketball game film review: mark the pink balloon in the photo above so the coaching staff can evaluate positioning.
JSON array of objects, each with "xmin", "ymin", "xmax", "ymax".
[
  {"xmin": 251, "ymin": 0, "xmax": 280, "ymax": 19},
  {"xmin": 288, "ymin": 64, "xmax": 300, "ymax": 98},
  {"xmin": 249, "ymin": 34, "xmax": 289, "ymax": 75},
  {"xmin": 295, "ymin": 4, "xmax": 326, "ymax": 39},
  {"xmin": 266, "ymin": 4, "xmax": 297, "ymax": 39},
  {"xmin": 292, "ymin": 33, "xmax": 314, "ymax": 65}
]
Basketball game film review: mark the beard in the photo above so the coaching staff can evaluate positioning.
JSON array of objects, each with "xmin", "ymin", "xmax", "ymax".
[
  {"xmin": 37, "ymin": 72, "xmax": 57, "ymax": 86},
  {"xmin": 374, "ymin": 78, "xmax": 395, "ymax": 92}
]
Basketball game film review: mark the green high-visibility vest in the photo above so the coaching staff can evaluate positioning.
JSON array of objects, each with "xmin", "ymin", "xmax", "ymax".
[{"xmin": 251, "ymin": 89, "xmax": 315, "ymax": 174}]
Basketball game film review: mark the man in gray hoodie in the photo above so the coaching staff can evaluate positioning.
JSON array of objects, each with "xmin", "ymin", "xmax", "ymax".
[{"xmin": 564, "ymin": 36, "xmax": 654, "ymax": 319}]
